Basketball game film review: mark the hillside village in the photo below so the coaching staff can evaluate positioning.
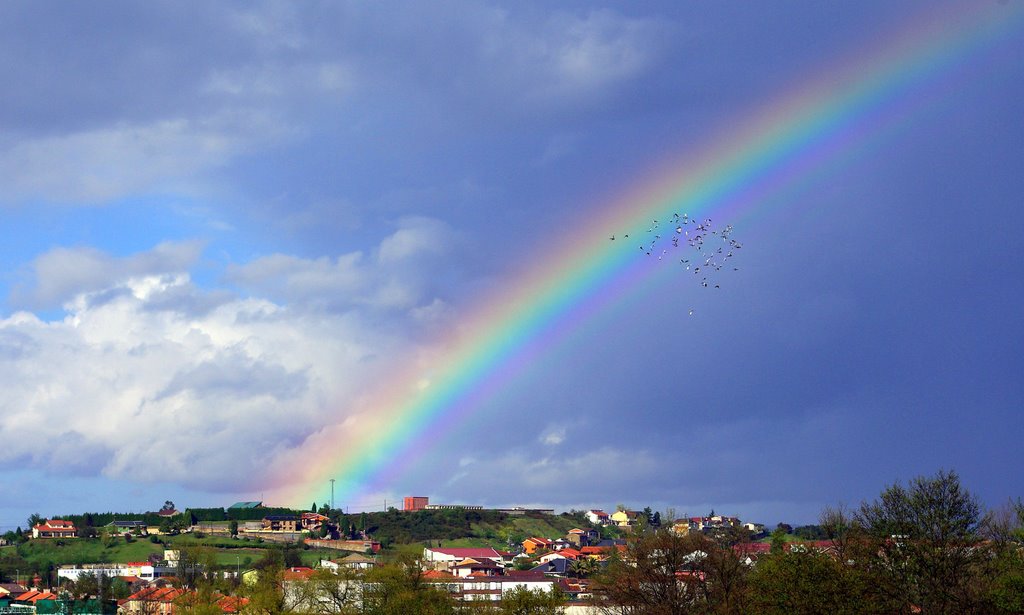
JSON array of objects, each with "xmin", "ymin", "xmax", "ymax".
[
  {"xmin": 0, "ymin": 496, "xmax": 774, "ymax": 614},
  {"xmin": 2, "ymin": 472, "xmax": 1021, "ymax": 614}
]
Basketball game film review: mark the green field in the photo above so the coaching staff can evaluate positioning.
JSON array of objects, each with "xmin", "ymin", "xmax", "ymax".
[
  {"xmin": 4, "ymin": 538, "xmax": 368, "ymax": 576},
  {"xmin": 13, "ymin": 537, "xmax": 164, "ymax": 566}
]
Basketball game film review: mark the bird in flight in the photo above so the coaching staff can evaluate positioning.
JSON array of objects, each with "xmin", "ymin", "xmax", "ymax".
[{"xmin": 611, "ymin": 212, "xmax": 743, "ymax": 294}]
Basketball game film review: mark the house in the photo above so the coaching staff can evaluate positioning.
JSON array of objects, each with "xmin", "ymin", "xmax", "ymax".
[
  {"xmin": 261, "ymin": 515, "xmax": 299, "ymax": 532},
  {"xmin": 671, "ymin": 519, "xmax": 695, "ymax": 536},
  {"xmin": 744, "ymin": 522, "xmax": 766, "ymax": 536},
  {"xmin": 610, "ymin": 510, "xmax": 642, "ymax": 527},
  {"xmin": 581, "ymin": 541, "xmax": 627, "ymax": 559},
  {"xmin": 283, "ymin": 567, "xmax": 316, "ymax": 582},
  {"xmin": 229, "ymin": 501, "xmax": 263, "ymax": 510},
  {"xmin": 58, "ymin": 562, "xmax": 167, "ymax": 583},
  {"xmin": 422, "ymin": 547, "xmax": 503, "ymax": 570},
  {"xmin": 106, "ymin": 520, "xmax": 148, "ymax": 535},
  {"xmin": 585, "ymin": 510, "xmax": 610, "ymax": 526},
  {"xmin": 119, "ymin": 587, "xmax": 246, "ymax": 614},
  {"xmin": 282, "ymin": 567, "xmax": 361, "ymax": 612},
  {"xmin": 555, "ymin": 577, "xmax": 592, "ymax": 602},
  {"xmin": 14, "ymin": 590, "xmax": 57, "ymax": 604},
  {"xmin": 32, "ymin": 519, "xmax": 77, "ymax": 539},
  {"xmin": 733, "ymin": 542, "xmax": 772, "ymax": 565},
  {"xmin": 554, "ymin": 538, "xmax": 578, "ymax": 551},
  {"xmin": 453, "ymin": 572, "xmax": 557, "ymax": 602},
  {"xmin": 450, "ymin": 558, "xmax": 503, "ymax": 578},
  {"xmin": 320, "ymin": 554, "xmax": 377, "ymax": 571},
  {"xmin": 538, "ymin": 549, "xmax": 581, "ymax": 565},
  {"xmin": 566, "ymin": 528, "xmax": 599, "ymax": 548},
  {"xmin": 300, "ymin": 512, "xmax": 329, "ymax": 531},
  {"xmin": 521, "ymin": 537, "xmax": 553, "ymax": 555},
  {"xmin": 0, "ymin": 584, "xmax": 28, "ymax": 600},
  {"xmin": 530, "ymin": 558, "xmax": 573, "ymax": 577}
]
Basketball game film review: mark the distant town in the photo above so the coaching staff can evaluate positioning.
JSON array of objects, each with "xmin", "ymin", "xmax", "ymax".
[
  {"xmin": 1, "ymin": 471, "xmax": 1020, "ymax": 614},
  {"xmin": 0, "ymin": 495, "xmax": 774, "ymax": 613}
]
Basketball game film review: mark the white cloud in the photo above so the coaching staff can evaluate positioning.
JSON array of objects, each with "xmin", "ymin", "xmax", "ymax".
[
  {"xmin": 377, "ymin": 216, "xmax": 453, "ymax": 264},
  {"xmin": 0, "ymin": 271, "xmax": 400, "ymax": 491},
  {"xmin": 227, "ymin": 216, "xmax": 456, "ymax": 312},
  {"xmin": 12, "ymin": 240, "xmax": 206, "ymax": 309},
  {"xmin": 0, "ymin": 116, "xmax": 287, "ymax": 204},
  {"xmin": 451, "ymin": 6, "xmax": 670, "ymax": 113},
  {"xmin": 448, "ymin": 447, "xmax": 660, "ymax": 496},
  {"xmin": 0, "ymin": 227, "xmax": 455, "ymax": 492},
  {"xmin": 540, "ymin": 426, "xmax": 566, "ymax": 446}
]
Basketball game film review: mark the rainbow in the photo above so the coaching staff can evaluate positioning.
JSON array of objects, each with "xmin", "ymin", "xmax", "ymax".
[{"xmin": 269, "ymin": 2, "xmax": 1023, "ymax": 507}]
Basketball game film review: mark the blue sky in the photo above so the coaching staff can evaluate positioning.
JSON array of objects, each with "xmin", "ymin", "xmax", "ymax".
[{"xmin": 1, "ymin": 0, "xmax": 1022, "ymax": 530}]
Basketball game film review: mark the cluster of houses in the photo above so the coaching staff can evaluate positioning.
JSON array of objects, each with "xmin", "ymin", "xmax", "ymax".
[
  {"xmin": 12, "ymin": 502, "xmax": 777, "ymax": 613},
  {"xmin": 0, "ymin": 583, "xmax": 62, "ymax": 609},
  {"xmin": 27, "ymin": 509, "xmax": 342, "ymax": 542},
  {"xmin": 418, "ymin": 545, "xmax": 595, "ymax": 604},
  {"xmin": 407, "ymin": 525, "xmax": 635, "ymax": 605},
  {"xmin": 583, "ymin": 509, "xmax": 765, "ymax": 537}
]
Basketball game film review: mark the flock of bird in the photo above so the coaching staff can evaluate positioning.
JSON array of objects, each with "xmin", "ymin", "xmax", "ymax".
[{"xmin": 610, "ymin": 212, "xmax": 742, "ymax": 314}]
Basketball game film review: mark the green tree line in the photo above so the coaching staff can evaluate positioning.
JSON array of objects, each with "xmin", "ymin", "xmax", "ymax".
[{"xmin": 594, "ymin": 470, "xmax": 1024, "ymax": 614}]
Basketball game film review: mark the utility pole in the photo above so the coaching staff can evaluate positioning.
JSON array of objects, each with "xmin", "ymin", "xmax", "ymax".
[{"xmin": 330, "ymin": 479, "xmax": 335, "ymax": 512}]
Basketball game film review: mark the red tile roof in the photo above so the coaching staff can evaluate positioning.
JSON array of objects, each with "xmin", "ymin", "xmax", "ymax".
[
  {"xmin": 15, "ymin": 590, "xmax": 58, "ymax": 603},
  {"xmin": 283, "ymin": 567, "xmax": 316, "ymax": 581},
  {"xmin": 34, "ymin": 520, "xmax": 76, "ymax": 531},
  {"xmin": 123, "ymin": 587, "xmax": 247, "ymax": 613},
  {"xmin": 124, "ymin": 587, "xmax": 187, "ymax": 603},
  {"xmin": 216, "ymin": 595, "xmax": 248, "ymax": 613}
]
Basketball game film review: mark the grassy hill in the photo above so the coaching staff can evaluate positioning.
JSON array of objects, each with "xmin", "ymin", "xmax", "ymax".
[
  {"xmin": 363, "ymin": 508, "xmax": 599, "ymax": 549},
  {"xmin": 1, "ymin": 509, "xmax": 604, "ymax": 579}
]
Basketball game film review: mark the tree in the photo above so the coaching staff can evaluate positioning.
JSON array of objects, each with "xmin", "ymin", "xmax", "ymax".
[
  {"xmin": 595, "ymin": 530, "xmax": 713, "ymax": 614},
  {"xmin": 176, "ymin": 585, "xmax": 227, "ymax": 615},
  {"xmin": 595, "ymin": 527, "xmax": 751, "ymax": 615},
  {"xmin": 361, "ymin": 559, "xmax": 457, "ymax": 615},
  {"xmin": 176, "ymin": 546, "xmax": 217, "ymax": 590},
  {"xmin": 26, "ymin": 513, "xmax": 42, "ymax": 529},
  {"xmin": 109, "ymin": 577, "xmax": 132, "ymax": 600},
  {"xmin": 68, "ymin": 572, "xmax": 113, "ymax": 601},
  {"xmin": 746, "ymin": 550, "xmax": 875, "ymax": 615},
  {"xmin": 981, "ymin": 499, "xmax": 1024, "ymax": 612},
  {"xmin": 769, "ymin": 528, "xmax": 787, "ymax": 555},
  {"xmin": 854, "ymin": 469, "xmax": 989, "ymax": 614},
  {"xmin": 570, "ymin": 557, "xmax": 599, "ymax": 579},
  {"xmin": 289, "ymin": 567, "xmax": 361, "ymax": 615},
  {"xmin": 241, "ymin": 559, "xmax": 288, "ymax": 615},
  {"xmin": 497, "ymin": 585, "xmax": 566, "ymax": 614},
  {"xmin": 283, "ymin": 547, "xmax": 303, "ymax": 569},
  {"xmin": 230, "ymin": 520, "xmax": 239, "ymax": 537}
]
